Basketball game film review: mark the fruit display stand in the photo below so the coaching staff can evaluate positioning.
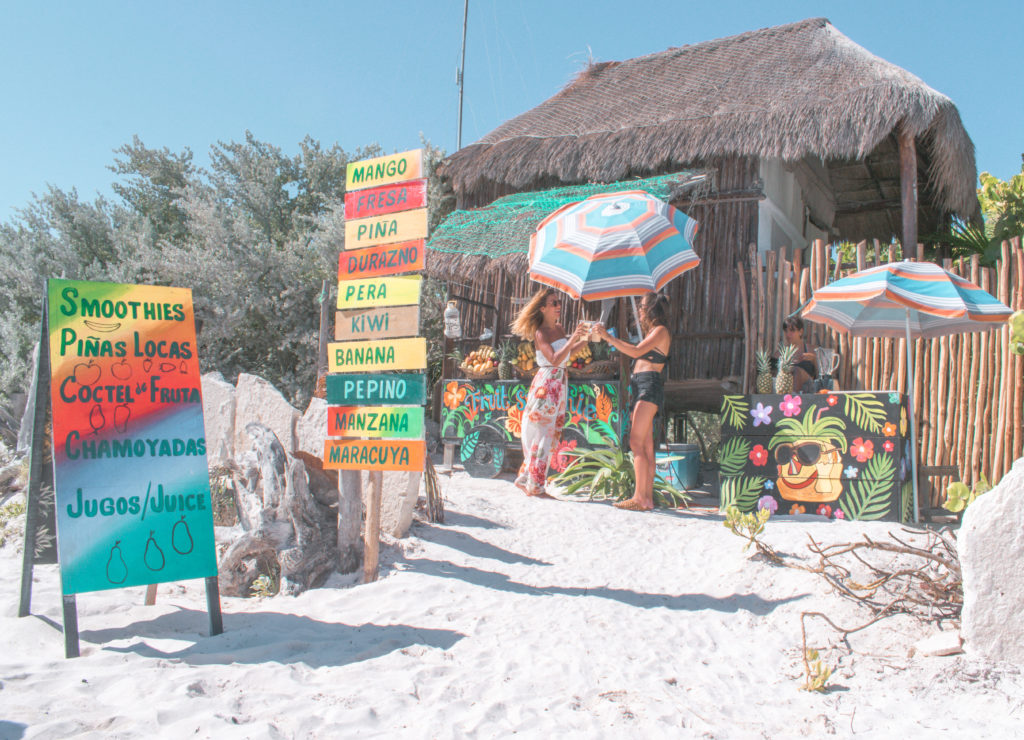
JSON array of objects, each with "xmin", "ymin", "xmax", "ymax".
[
  {"xmin": 440, "ymin": 372, "xmax": 624, "ymax": 478},
  {"xmin": 718, "ymin": 391, "xmax": 912, "ymax": 521}
]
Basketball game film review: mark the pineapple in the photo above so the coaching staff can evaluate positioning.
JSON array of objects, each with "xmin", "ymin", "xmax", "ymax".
[
  {"xmin": 498, "ymin": 341, "xmax": 515, "ymax": 380},
  {"xmin": 774, "ymin": 343, "xmax": 797, "ymax": 394},
  {"xmin": 755, "ymin": 348, "xmax": 773, "ymax": 394}
]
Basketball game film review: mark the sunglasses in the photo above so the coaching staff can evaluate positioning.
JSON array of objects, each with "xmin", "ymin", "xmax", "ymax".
[
  {"xmin": 774, "ymin": 443, "xmax": 837, "ymax": 466},
  {"xmin": 546, "ymin": 299, "xmax": 561, "ymax": 307}
]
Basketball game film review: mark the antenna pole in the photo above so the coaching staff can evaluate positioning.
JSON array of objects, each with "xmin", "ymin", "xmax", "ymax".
[{"xmin": 457, "ymin": 0, "xmax": 468, "ymax": 150}]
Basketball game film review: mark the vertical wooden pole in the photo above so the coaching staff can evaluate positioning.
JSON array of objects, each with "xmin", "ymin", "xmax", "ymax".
[
  {"xmin": 19, "ymin": 312, "xmax": 50, "ymax": 618},
  {"xmin": 317, "ymin": 279, "xmax": 330, "ymax": 376},
  {"xmin": 766, "ymin": 249, "xmax": 778, "ymax": 351},
  {"xmin": 62, "ymin": 595, "xmax": 80, "ymax": 659},
  {"xmin": 363, "ymin": 470, "xmax": 383, "ymax": 583},
  {"xmin": 205, "ymin": 576, "xmax": 224, "ymax": 636},
  {"xmin": 737, "ymin": 261, "xmax": 751, "ymax": 393},
  {"xmin": 144, "ymin": 584, "xmax": 157, "ymax": 606},
  {"xmin": 491, "ymin": 276, "xmax": 505, "ymax": 348},
  {"xmin": 898, "ymin": 124, "xmax": 918, "ymax": 257},
  {"xmin": 1012, "ymin": 241, "xmax": 1023, "ymax": 463}
]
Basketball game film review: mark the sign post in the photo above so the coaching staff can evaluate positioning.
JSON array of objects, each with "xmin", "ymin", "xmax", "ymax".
[
  {"xmin": 20, "ymin": 279, "xmax": 222, "ymax": 657},
  {"xmin": 326, "ymin": 148, "xmax": 429, "ymax": 582}
]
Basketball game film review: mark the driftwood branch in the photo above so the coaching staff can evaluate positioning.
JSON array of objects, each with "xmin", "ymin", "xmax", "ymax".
[{"xmin": 218, "ymin": 423, "xmax": 341, "ymax": 596}]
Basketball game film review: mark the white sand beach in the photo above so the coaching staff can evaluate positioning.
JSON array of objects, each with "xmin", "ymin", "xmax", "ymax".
[{"xmin": 2, "ymin": 471, "xmax": 1022, "ymax": 738}]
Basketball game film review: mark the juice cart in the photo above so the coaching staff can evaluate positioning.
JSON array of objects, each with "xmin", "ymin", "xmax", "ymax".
[{"xmin": 440, "ymin": 373, "xmax": 624, "ymax": 478}]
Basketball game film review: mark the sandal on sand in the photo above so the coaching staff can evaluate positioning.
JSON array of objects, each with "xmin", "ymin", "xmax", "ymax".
[{"xmin": 614, "ymin": 499, "xmax": 653, "ymax": 511}]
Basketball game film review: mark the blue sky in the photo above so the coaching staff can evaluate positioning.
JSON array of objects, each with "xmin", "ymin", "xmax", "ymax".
[{"xmin": 2, "ymin": 1, "xmax": 1022, "ymax": 219}]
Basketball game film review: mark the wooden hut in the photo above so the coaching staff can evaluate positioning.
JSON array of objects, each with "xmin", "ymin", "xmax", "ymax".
[{"xmin": 428, "ymin": 17, "xmax": 979, "ymax": 411}]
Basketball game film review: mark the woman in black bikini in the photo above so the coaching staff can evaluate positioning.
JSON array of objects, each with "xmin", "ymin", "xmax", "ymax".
[{"xmin": 595, "ymin": 292, "xmax": 671, "ymax": 511}]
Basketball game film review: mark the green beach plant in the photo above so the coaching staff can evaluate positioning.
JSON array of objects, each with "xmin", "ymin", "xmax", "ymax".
[
  {"xmin": 552, "ymin": 446, "xmax": 690, "ymax": 508},
  {"xmin": 943, "ymin": 474, "xmax": 991, "ymax": 514},
  {"xmin": 801, "ymin": 648, "xmax": 834, "ymax": 693}
]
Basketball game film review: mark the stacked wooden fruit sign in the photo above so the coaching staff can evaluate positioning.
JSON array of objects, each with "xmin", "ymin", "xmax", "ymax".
[{"xmin": 323, "ymin": 149, "xmax": 427, "ymax": 472}]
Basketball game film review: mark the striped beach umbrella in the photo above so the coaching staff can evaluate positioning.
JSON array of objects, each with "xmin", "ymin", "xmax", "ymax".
[
  {"xmin": 528, "ymin": 191, "xmax": 700, "ymax": 301},
  {"xmin": 802, "ymin": 260, "xmax": 1012, "ymax": 338},
  {"xmin": 802, "ymin": 260, "xmax": 1012, "ymax": 521}
]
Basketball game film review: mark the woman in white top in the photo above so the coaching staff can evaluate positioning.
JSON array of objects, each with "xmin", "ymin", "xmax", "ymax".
[{"xmin": 511, "ymin": 288, "xmax": 587, "ymax": 497}]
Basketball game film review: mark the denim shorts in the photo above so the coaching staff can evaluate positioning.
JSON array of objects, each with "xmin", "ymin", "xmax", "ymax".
[{"xmin": 630, "ymin": 371, "xmax": 664, "ymax": 411}]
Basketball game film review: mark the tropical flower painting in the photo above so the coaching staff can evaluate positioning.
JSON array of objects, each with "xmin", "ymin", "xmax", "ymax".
[
  {"xmin": 441, "ymin": 379, "xmax": 622, "ymax": 462},
  {"xmin": 719, "ymin": 392, "xmax": 909, "ymax": 521}
]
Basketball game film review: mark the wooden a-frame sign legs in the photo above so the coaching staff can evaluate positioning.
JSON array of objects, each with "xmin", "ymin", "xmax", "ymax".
[{"xmin": 18, "ymin": 305, "xmax": 223, "ymax": 659}]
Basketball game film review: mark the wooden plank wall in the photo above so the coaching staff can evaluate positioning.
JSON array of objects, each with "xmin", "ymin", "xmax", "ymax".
[{"xmin": 739, "ymin": 238, "xmax": 1024, "ymax": 498}]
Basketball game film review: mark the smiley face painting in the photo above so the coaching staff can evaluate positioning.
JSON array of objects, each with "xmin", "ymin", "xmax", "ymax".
[{"xmin": 768, "ymin": 409, "xmax": 847, "ymax": 502}]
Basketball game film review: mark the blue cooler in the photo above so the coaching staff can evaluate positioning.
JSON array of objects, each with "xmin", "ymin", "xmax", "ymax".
[{"xmin": 655, "ymin": 443, "xmax": 700, "ymax": 490}]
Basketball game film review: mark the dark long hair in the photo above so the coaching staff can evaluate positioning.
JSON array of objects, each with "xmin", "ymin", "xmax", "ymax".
[{"xmin": 640, "ymin": 292, "xmax": 669, "ymax": 333}]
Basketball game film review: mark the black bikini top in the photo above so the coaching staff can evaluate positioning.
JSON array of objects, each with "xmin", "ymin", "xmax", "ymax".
[{"xmin": 637, "ymin": 347, "xmax": 668, "ymax": 364}]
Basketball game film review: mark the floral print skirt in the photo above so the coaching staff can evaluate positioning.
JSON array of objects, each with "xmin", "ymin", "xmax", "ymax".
[{"xmin": 515, "ymin": 366, "xmax": 567, "ymax": 495}]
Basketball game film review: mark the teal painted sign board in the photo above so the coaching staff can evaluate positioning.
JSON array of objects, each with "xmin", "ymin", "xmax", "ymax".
[
  {"xmin": 326, "ymin": 372, "xmax": 427, "ymax": 406},
  {"xmin": 46, "ymin": 278, "xmax": 217, "ymax": 595}
]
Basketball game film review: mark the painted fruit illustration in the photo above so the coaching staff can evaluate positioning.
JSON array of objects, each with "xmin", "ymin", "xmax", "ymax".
[
  {"xmin": 179, "ymin": 360, "xmax": 188, "ymax": 374},
  {"xmin": 74, "ymin": 359, "xmax": 101, "ymax": 385},
  {"xmin": 172, "ymin": 515, "xmax": 194, "ymax": 554},
  {"xmin": 144, "ymin": 531, "xmax": 165, "ymax": 571},
  {"xmin": 159, "ymin": 361, "xmax": 176, "ymax": 372},
  {"xmin": 113, "ymin": 404, "xmax": 131, "ymax": 433},
  {"xmin": 769, "ymin": 408, "xmax": 848, "ymax": 503},
  {"xmin": 88, "ymin": 404, "xmax": 105, "ymax": 434},
  {"xmin": 110, "ymin": 358, "xmax": 132, "ymax": 380},
  {"xmin": 142, "ymin": 358, "xmax": 153, "ymax": 373},
  {"xmin": 82, "ymin": 319, "xmax": 121, "ymax": 333},
  {"xmin": 106, "ymin": 540, "xmax": 128, "ymax": 583}
]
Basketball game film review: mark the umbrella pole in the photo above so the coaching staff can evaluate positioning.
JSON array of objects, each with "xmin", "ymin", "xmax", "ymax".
[
  {"xmin": 906, "ymin": 310, "xmax": 921, "ymax": 523},
  {"xmin": 629, "ymin": 296, "xmax": 642, "ymax": 340}
]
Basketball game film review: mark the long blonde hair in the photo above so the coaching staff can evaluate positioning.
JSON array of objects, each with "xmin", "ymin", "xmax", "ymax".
[{"xmin": 511, "ymin": 287, "xmax": 556, "ymax": 340}]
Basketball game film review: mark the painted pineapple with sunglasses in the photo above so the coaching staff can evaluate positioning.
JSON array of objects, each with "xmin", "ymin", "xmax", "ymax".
[{"xmin": 768, "ymin": 407, "xmax": 849, "ymax": 503}]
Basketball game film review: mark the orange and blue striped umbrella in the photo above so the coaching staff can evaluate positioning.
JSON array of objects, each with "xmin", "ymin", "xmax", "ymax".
[
  {"xmin": 528, "ymin": 191, "xmax": 700, "ymax": 300},
  {"xmin": 802, "ymin": 260, "xmax": 1012, "ymax": 338}
]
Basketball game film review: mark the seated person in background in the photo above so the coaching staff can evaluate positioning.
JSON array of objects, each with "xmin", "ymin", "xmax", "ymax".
[{"xmin": 780, "ymin": 316, "xmax": 817, "ymax": 392}]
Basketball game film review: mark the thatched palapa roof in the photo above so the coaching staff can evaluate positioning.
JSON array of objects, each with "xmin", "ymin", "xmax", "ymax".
[{"xmin": 443, "ymin": 17, "xmax": 978, "ymax": 237}]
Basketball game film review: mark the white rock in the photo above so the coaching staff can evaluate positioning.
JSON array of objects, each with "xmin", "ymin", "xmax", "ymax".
[
  {"xmin": 200, "ymin": 372, "xmax": 236, "ymax": 466},
  {"xmin": 913, "ymin": 630, "xmax": 963, "ymax": 657},
  {"xmin": 959, "ymin": 456, "xmax": 1024, "ymax": 664},
  {"xmin": 234, "ymin": 373, "xmax": 299, "ymax": 454},
  {"xmin": 296, "ymin": 397, "xmax": 328, "ymax": 458},
  {"xmin": 363, "ymin": 471, "xmax": 422, "ymax": 538}
]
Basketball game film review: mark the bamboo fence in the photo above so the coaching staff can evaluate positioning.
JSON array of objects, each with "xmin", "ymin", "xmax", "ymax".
[{"xmin": 737, "ymin": 238, "xmax": 1024, "ymax": 502}]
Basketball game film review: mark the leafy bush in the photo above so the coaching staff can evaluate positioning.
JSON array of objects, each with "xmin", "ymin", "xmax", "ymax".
[
  {"xmin": 944, "ymin": 475, "xmax": 990, "ymax": 514},
  {"xmin": 552, "ymin": 446, "xmax": 690, "ymax": 508},
  {"xmin": 0, "ymin": 133, "xmax": 451, "ymax": 408}
]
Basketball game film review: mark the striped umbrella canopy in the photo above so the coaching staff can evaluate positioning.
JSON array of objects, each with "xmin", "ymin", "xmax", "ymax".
[
  {"xmin": 802, "ymin": 260, "xmax": 1012, "ymax": 338},
  {"xmin": 528, "ymin": 190, "xmax": 700, "ymax": 301},
  {"xmin": 802, "ymin": 260, "xmax": 1012, "ymax": 522}
]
